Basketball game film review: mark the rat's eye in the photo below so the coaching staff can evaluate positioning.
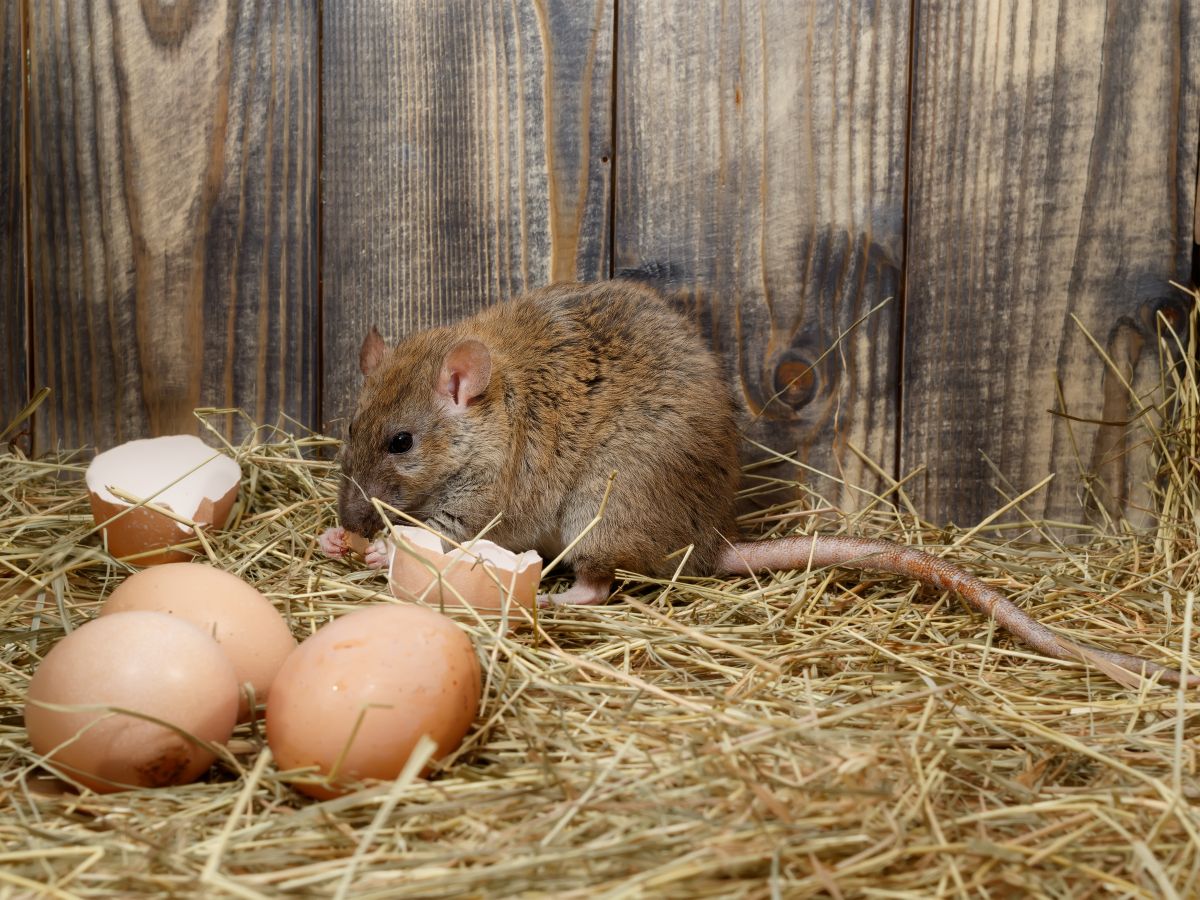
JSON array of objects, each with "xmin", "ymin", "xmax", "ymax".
[{"xmin": 388, "ymin": 431, "xmax": 414, "ymax": 454}]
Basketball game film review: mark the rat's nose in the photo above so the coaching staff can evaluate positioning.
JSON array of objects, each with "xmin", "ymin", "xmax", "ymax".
[{"xmin": 337, "ymin": 479, "xmax": 388, "ymax": 538}]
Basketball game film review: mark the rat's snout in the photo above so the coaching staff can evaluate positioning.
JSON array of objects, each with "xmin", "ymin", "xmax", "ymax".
[{"xmin": 336, "ymin": 475, "xmax": 390, "ymax": 538}]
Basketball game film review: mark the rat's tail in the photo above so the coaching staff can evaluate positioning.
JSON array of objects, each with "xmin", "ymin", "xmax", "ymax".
[{"xmin": 718, "ymin": 535, "xmax": 1198, "ymax": 688}]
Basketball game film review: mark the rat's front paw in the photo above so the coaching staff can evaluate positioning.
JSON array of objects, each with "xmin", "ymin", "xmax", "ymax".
[
  {"xmin": 364, "ymin": 539, "xmax": 390, "ymax": 569},
  {"xmin": 319, "ymin": 526, "xmax": 350, "ymax": 558},
  {"xmin": 320, "ymin": 527, "xmax": 376, "ymax": 562}
]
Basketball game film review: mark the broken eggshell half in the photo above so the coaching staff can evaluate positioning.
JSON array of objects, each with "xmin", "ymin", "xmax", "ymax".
[
  {"xmin": 386, "ymin": 526, "xmax": 542, "ymax": 613},
  {"xmin": 85, "ymin": 435, "xmax": 242, "ymax": 566}
]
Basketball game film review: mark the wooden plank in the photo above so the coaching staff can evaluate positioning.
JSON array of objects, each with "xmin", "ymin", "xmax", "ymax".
[
  {"xmin": 904, "ymin": 1, "xmax": 1200, "ymax": 527},
  {"xmin": 26, "ymin": 0, "xmax": 318, "ymax": 451},
  {"xmin": 321, "ymin": 0, "xmax": 615, "ymax": 432},
  {"xmin": 0, "ymin": 0, "xmax": 25, "ymax": 450},
  {"xmin": 614, "ymin": 1, "xmax": 902, "ymax": 513},
  {"xmin": 613, "ymin": 1, "xmax": 910, "ymax": 511}
]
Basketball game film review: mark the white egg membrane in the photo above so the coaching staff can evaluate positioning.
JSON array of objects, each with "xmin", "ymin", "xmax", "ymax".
[
  {"xmin": 85, "ymin": 435, "xmax": 242, "ymax": 533},
  {"xmin": 391, "ymin": 525, "xmax": 541, "ymax": 573}
]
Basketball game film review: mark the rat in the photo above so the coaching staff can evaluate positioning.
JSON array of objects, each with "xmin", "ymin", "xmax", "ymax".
[{"xmin": 320, "ymin": 280, "xmax": 1197, "ymax": 688}]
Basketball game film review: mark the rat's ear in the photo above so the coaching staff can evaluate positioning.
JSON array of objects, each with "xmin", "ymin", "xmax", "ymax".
[
  {"xmin": 359, "ymin": 327, "xmax": 388, "ymax": 377},
  {"xmin": 437, "ymin": 339, "xmax": 492, "ymax": 412}
]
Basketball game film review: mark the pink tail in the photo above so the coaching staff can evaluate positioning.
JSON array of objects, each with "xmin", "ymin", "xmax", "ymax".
[{"xmin": 719, "ymin": 535, "xmax": 1197, "ymax": 688}]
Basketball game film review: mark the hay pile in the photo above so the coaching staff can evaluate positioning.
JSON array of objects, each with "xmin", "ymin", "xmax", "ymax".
[{"xmin": 3, "ymin": 301, "xmax": 1200, "ymax": 897}]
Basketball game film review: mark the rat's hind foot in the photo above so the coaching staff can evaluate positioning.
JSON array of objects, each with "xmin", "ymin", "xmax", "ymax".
[{"xmin": 537, "ymin": 576, "xmax": 614, "ymax": 607}]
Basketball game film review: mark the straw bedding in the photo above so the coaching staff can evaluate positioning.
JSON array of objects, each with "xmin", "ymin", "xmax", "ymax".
[{"xmin": 2, "ymin": 299, "xmax": 1200, "ymax": 898}]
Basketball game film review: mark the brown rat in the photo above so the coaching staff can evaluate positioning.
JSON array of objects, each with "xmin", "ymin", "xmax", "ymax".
[{"xmin": 322, "ymin": 280, "xmax": 1197, "ymax": 687}]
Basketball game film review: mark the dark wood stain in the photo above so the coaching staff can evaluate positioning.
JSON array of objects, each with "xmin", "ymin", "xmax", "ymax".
[{"xmin": 137, "ymin": 0, "xmax": 203, "ymax": 48}]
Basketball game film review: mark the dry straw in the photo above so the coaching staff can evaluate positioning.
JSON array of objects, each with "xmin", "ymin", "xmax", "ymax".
[{"xmin": 3, "ymin": 291, "xmax": 1200, "ymax": 897}]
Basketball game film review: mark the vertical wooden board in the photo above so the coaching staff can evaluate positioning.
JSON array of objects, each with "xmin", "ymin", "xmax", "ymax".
[
  {"xmin": 904, "ymin": 1, "xmax": 1200, "ymax": 527},
  {"xmin": 322, "ymin": 0, "xmax": 614, "ymax": 432},
  {"xmin": 0, "ymin": 0, "xmax": 25, "ymax": 448},
  {"xmin": 614, "ymin": 1, "xmax": 910, "ymax": 510},
  {"xmin": 26, "ymin": 0, "xmax": 318, "ymax": 451}
]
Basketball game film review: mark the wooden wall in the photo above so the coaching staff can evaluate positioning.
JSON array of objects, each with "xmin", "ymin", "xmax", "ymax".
[{"xmin": 2, "ymin": 0, "xmax": 1199, "ymax": 529}]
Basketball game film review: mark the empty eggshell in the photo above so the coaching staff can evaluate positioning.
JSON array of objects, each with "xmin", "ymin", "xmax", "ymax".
[
  {"xmin": 85, "ymin": 435, "xmax": 241, "ymax": 565},
  {"xmin": 266, "ymin": 604, "xmax": 481, "ymax": 799},
  {"xmin": 387, "ymin": 526, "xmax": 542, "ymax": 612},
  {"xmin": 24, "ymin": 611, "xmax": 239, "ymax": 793},
  {"xmin": 100, "ymin": 563, "xmax": 297, "ymax": 721}
]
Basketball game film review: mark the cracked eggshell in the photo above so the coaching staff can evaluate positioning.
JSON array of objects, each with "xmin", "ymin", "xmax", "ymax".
[
  {"xmin": 23, "ymin": 611, "xmax": 239, "ymax": 794},
  {"xmin": 85, "ymin": 435, "xmax": 242, "ymax": 566},
  {"xmin": 386, "ymin": 526, "xmax": 542, "ymax": 612},
  {"xmin": 344, "ymin": 530, "xmax": 370, "ymax": 557},
  {"xmin": 100, "ymin": 563, "xmax": 298, "ymax": 722},
  {"xmin": 265, "ymin": 604, "xmax": 482, "ymax": 800}
]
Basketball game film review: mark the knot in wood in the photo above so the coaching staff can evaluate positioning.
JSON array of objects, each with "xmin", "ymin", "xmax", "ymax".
[{"xmin": 771, "ymin": 350, "xmax": 819, "ymax": 410}]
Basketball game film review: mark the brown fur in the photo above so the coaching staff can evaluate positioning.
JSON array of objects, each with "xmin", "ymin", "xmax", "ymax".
[{"xmin": 338, "ymin": 281, "xmax": 741, "ymax": 582}]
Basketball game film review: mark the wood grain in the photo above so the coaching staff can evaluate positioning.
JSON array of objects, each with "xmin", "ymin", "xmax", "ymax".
[
  {"xmin": 613, "ymin": 1, "xmax": 910, "ymax": 511},
  {"xmin": 26, "ymin": 0, "xmax": 318, "ymax": 451},
  {"xmin": 0, "ymin": 0, "xmax": 25, "ymax": 449},
  {"xmin": 904, "ymin": 1, "xmax": 1200, "ymax": 527},
  {"xmin": 321, "ymin": 0, "xmax": 614, "ymax": 433}
]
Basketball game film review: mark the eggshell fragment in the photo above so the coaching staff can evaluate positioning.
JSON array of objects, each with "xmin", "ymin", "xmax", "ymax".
[
  {"xmin": 266, "ymin": 605, "xmax": 481, "ymax": 799},
  {"xmin": 387, "ymin": 526, "xmax": 542, "ymax": 612},
  {"xmin": 100, "ymin": 563, "xmax": 297, "ymax": 721},
  {"xmin": 344, "ymin": 530, "xmax": 370, "ymax": 556},
  {"xmin": 24, "ymin": 611, "xmax": 239, "ymax": 793},
  {"xmin": 85, "ymin": 435, "xmax": 241, "ymax": 565},
  {"xmin": 317, "ymin": 526, "xmax": 370, "ymax": 560}
]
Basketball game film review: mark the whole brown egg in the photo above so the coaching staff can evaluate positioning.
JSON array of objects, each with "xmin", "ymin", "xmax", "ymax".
[
  {"xmin": 266, "ymin": 604, "xmax": 481, "ymax": 799},
  {"xmin": 100, "ymin": 563, "xmax": 296, "ymax": 721},
  {"xmin": 24, "ymin": 611, "xmax": 239, "ymax": 792}
]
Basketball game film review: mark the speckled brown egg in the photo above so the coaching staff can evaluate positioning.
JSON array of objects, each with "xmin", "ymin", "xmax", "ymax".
[
  {"xmin": 24, "ymin": 611, "xmax": 239, "ymax": 793},
  {"xmin": 265, "ymin": 604, "xmax": 481, "ymax": 799}
]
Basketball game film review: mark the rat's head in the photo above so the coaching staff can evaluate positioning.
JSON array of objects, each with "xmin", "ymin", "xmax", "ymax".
[{"xmin": 337, "ymin": 326, "xmax": 508, "ymax": 541}]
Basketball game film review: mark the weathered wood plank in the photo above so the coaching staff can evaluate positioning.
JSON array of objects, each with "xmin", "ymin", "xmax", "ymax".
[
  {"xmin": 321, "ymin": 0, "xmax": 614, "ymax": 432},
  {"xmin": 904, "ymin": 1, "xmax": 1200, "ymax": 527},
  {"xmin": 0, "ymin": 0, "xmax": 25, "ymax": 450},
  {"xmin": 26, "ymin": 0, "xmax": 318, "ymax": 451},
  {"xmin": 613, "ymin": 1, "xmax": 910, "ymax": 511}
]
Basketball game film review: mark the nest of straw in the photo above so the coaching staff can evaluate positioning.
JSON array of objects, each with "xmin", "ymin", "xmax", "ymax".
[{"xmin": 3, "ymin": 294, "xmax": 1200, "ymax": 898}]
